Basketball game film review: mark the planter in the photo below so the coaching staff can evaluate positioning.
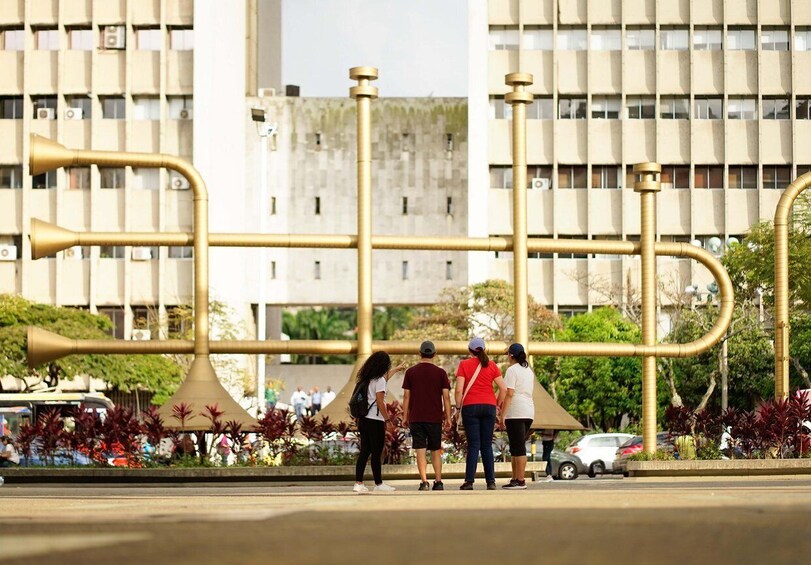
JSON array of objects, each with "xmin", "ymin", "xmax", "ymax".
[{"xmin": 626, "ymin": 458, "xmax": 811, "ymax": 477}]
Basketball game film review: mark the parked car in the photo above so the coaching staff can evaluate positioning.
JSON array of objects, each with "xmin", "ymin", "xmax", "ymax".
[
  {"xmin": 613, "ymin": 432, "xmax": 673, "ymax": 476},
  {"xmin": 565, "ymin": 433, "xmax": 634, "ymax": 477},
  {"xmin": 549, "ymin": 449, "xmax": 587, "ymax": 480}
]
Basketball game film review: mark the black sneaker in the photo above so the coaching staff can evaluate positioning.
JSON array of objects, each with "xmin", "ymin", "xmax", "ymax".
[
  {"xmin": 502, "ymin": 479, "xmax": 519, "ymax": 489},
  {"xmin": 503, "ymin": 480, "xmax": 527, "ymax": 490},
  {"xmin": 432, "ymin": 480, "xmax": 444, "ymax": 491},
  {"xmin": 418, "ymin": 481, "xmax": 430, "ymax": 491},
  {"xmin": 459, "ymin": 481, "xmax": 474, "ymax": 490},
  {"xmin": 486, "ymin": 482, "xmax": 497, "ymax": 491}
]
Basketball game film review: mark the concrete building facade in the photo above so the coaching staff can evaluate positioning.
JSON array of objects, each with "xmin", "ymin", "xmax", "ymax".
[{"xmin": 470, "ymin": 0, "xmax": 811, "ymax": 315}]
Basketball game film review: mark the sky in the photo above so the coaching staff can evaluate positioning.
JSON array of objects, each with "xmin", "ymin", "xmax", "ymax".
[{"xmin": 282, "ymin": 0, "xmax": 468, "ymax": 97}]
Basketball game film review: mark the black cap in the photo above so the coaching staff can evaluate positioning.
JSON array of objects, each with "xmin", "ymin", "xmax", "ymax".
[
  {"xmin": 419, "ymin": 341, "xmax": 436, "ymax": 356},
  {"xmin": 508, "ymin": 343, "xmax": 525, "ymax": 357}
]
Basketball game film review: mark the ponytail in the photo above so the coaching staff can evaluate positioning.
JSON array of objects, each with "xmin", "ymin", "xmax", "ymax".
[
  {"xmin": 514, "ymin": 350, "xmax": 529, "ymax": 368},
  {"xmin": 472, "ymin": 348, "xmax": 489, "ymax": 368}
]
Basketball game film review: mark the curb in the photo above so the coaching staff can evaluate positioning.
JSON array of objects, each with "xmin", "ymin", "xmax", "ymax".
[{"xmin": 626, "ymin": 459, "xmax": 811, "ymax": 477}]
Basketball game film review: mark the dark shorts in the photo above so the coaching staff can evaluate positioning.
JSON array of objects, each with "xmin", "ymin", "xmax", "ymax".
[
  {"xmin": 505, "ymin": 418, "xmax": 533, "ymax": 457},
  {"xmin": 410, "ymin": 422, "xmax": 443, "ymax": 451}
]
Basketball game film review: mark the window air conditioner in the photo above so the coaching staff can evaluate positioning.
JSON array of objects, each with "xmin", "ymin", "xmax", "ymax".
[
  {"xmin": 64, "ymin": 246, "xmax": 83, "ymax": 259},
  {"xmin": 131, "ymin": 329, "xmax": 151, "ymax": 341},
  {"xmin": 64, "ymin": 107, "xmax": 84, "ymax": 120},
  {"xmin": 0, "ymin": 245, "xmax": 17, "ymax": 261},
  {"xmin": 103, "ymin": 25, "xmax": 126, "ymax": 50},
  {"xmin": 178, "ymin": 108, "xmax": 192, "ymax": 120},
  {"xmin": 531, "ymin": 177, "xmax": 550, "ymax": 190},
  {"xmin": 131, "ymin": 247, "xmax": 152, "ymax": 261},
  {"xmin": 36, "ymin": 108, "xmax": 55, "ymax": 120},
  {"xmin": 170, "ymin": 177, "xmax": 190, "ymax": 190}
]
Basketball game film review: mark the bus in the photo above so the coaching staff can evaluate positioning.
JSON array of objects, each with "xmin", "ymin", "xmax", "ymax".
[{"xmin": 0, "ymin": 392, "xmax": 114, "ymax": 435}]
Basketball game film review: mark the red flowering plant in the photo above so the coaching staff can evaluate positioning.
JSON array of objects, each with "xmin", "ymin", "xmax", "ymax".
[
  {"xmin": 254, "ymin": 409, "xmax": 299, "ymax": 464},
  {"xmin": 100, "ymin": 406, "xmax": 144, "ymax": 467}
]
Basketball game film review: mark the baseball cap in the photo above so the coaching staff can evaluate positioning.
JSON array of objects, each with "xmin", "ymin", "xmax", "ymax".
[
  {"xmin": 508, "ymin": 343, "xmax": 525, "ymax": 357},
  {"xmin": 419, "ymin": 340, "xmax": 436, "ymax": 356},
  {"xmin": 468, "ymin": 336, "xmax": 486, "ymax": 352}
]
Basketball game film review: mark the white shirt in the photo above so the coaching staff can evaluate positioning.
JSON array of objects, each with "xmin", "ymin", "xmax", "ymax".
[
  {"xmin": 503, "ymin": 364, "xmax": 535, "ymax": 420},
  {"xmin": 2, "ymin": 442, "xmax": 19, "ymax": 465},
  {"xmin": 322, "ymin": 390, "xmax": 336, "ymax": 407},
  {"xmin": 365, "ymin": 377, "xmax": 387, "ymax": 421},
  {"xmin": 290, "ymin": 390, "xmax": 307, "ymax": 406}
]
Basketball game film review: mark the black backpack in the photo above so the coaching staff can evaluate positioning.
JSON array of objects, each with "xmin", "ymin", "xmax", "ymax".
[{"xmin": 348, "ymin": 381, "xmax": 375, "ymax": 419}]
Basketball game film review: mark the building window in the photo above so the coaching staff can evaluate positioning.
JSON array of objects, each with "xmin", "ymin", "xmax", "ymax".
[
  {"xmin": 136, "ymin": 27, "xmax": 162, "ymax": 50},
  {"xmin": 100, "ymin": 96, "xmax": 126, "ymax": 119},
  {"xmin": 67, "ymin": 167, "xmax": 90, "ymax": 190},
  {"xmin": 133, "ymin": 96, "xmax": 160, "ymax": 120},
  {"xmin": 169, "ymin": 27, "xmax": 194, "ymax": 50},
  {"xmin": 65, "ymin": 95, "xmax": 92, "ymax": 119},
  {"xmin": 523, "ymin": 26, "xmax": 552, "ymax": 50},
  {"xmin": 314, "ymin": 261, "xmax": 321, "ymax": 280},
  {"xmin": 797, "ymin": 97, "xmax": 811, "ymax": 120},
  {"xmin": 167, "ymin": 96, "xmax": 193, "ymax": 119},
  {"xmin": 558, "ymin": 166, "xmax": 588, "ymax": 189},
  {"xmin": 558, "ymin": 97, "xmax": 587, "ymax": 119},
  {"xmin": 0, "ymin": 28, "xmax": 24, "ymax": 51},
  {"xmin": 402, "ymin": 261, "xmax": 409, "ymax": 280},
  {"xmin": 763, "ymin": 98, "xmax": 790, "ymax": 120},
  {"xmin": 728, "ymin": 166, "xmax": 758, "ymax": 189},
  {"xmin": 660, "ymin": 28, "xmax": 689, "ymax": 50},
  {"xmin": 32, "ymin": 171, "xmax": 56, "ymax": 189},
  {"xmin": 31, "ymin": 96, "xmax": 57, "ymax": 119},
  {"xmin": 35, "ymin": 28, "xmax": 59, "ymax": 50},
  {"xmin": 694, "ymin": 97, "xmax": 723, "ymax": 120},
  {"xmin": 169, "ymin": 246, "xmax": 193, "ymax": 259},
  {"xmin": 591, "ymin": 96, "xmax": 621, "ymax": 119},
  {"xmin": 446, "ymin": 133, "xmax": 454, "ymax": 151},
  {"xmin": 490, "ymin": 166, "xmax": 513, "ymax": 189},
  {"xmin": 761, "ymin": 28, "xmax": 789, "ymax": 51},
  {"xmin": 489, "ymin": 96, "xmax": 512, "ymax": 119},
  {"xmin": 693, "ymin": 27, "xmax": 722, "ymax": 50},
  {"xmin": 557, "ymin": 28, "xmax": 587, "ymax": 50},
  {"xmin": 489, "ymin": 25, "xmax": 519, "ymax": 50},
  {"xmin": 270, "ymin": 196, "xmax": 277, "ymax": 215},
  {"xmin": 592, "ymin": 166, "xmax": 620, "ymax": 189},
  {"xmin": 314, "ymin": 132, "xmax": 322, "ymax": 147},
  {"xmin": 527, "ymin": 166, "xmax": 553, "ymax": 189},
  {"xmin": 728, "ymin": 28, "xmax": 756, "ymax": 50},
  {"xmin": 0, "ymin": 96, "xmax": 23, "ymax": 119},
  {"xmin": 100, "ymin": 167, "xmax": 125, "ymax": 189},
  {"xmin": 728, "ymin": 97, "xmax": 756, "ymax": 120},
  {"xmin": 798, "ymin": 165, "xmax": 811, "ymax": 177},
  {"xmin": 762, "ymin": 166, "xmax": 792, "ymax": 190},
  {"xmin": 694, "ymin": 166, "xmax": 724, "ymax": 189},
  {"xmin": 68, "ymin": 28, "xmax": 93, "ymax": 50},
  {"xmin": 314, "ymin": 196, "xmax": 321, "ymax": 215},
  {"xmin": 99, "ymin": 307, "xmax": 125, "ymax": 339},
  {"xmin": 270, "ymin": 261, "xmax": 277, "ymax": 279},
  {"xmin": 133, "ymin": 168, "xmax": 158, "ymax": 190},
  {"xmin": 0, "ymin": 165, "xmax": 23, "ymax": 189},
  {"xmin": 402, "ymin": 197, "xmax": 408, "ymax": 215},
  {"xmin": 447, "ymin": 196, "xmax": 453, "ymax": 215},
  {"xmin": 99, "ymin": 246, "xmax": 126, "ymax": 259},
  {"xmin": 527, "ymin": 97, "xmax": 554, "ymax": 119},
  {"xmin": 626, "ymin": 27, "xmax": 655, "ymax": 50},
  {"xmin": 660, "ymin": 96, "xmax": 690, "ymax": 119},
  {"xmin": 626, "ymin": 96, "xmax": 655, "ymax": 119},
  {"xmin": 445, "ymin": 261, "xmax": 453, "ymax": 280},
  {"xmin": 659, "ymin": 165, "xmax": 691, "ymax": 189},
  {"xmin": 796, "ymin": 29, "xmax": 811, "ymax": 51},
  {"xmin": 590, "ymin": 28, "xmax": 621, "ymax": 51}
]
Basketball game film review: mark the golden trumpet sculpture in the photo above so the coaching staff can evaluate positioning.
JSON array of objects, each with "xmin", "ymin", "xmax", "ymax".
[{"xmin": 26, "ymin": 69, "xmax": 738, "ymax": 450}]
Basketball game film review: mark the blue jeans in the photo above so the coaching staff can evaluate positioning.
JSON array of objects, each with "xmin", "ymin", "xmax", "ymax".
[{"xmin": 462, "ymin": 404, "xmax": 497, "ymax": 484}]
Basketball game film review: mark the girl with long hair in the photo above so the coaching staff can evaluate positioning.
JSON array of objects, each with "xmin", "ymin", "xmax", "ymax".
[{"xmin": 499, "ymin": 343, "xmax": 534, "ymax": 489}]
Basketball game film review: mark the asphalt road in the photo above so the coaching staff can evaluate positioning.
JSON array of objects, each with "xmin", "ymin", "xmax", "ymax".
[{"xmin": 1, "ymin": 476, "xmax": 810, "ymax": 564}]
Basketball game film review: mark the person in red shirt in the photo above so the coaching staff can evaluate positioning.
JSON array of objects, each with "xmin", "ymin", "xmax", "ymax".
[
  {"xmin": 455, "ymin": 337, "xmax": 508, "ymax": 490},
  {"xmin": 402, "ymin": 340, "xmax": 452, "ymax": 491}
]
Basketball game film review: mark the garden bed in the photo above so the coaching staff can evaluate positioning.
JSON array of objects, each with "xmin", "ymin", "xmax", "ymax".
[{"xmin": 627, "ymin": 458, "xmax": 811, "ymax": 477}]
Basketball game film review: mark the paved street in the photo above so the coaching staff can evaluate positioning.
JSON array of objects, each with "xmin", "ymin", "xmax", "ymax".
[{"xmin": 1, "ymin": 476, "xmax": 810, "ymax": 564}]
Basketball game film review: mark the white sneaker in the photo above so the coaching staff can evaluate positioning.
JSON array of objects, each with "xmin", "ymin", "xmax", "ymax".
[
  {"xmin": 353, "ymin": 483, "xmax": 369, "ymax": 494},
  {"xmin": 373, "ymin": 483, "xmax": 396, "ymax": 492},
  {"xmin": 543, "ymin": 475, "xmax": 555, "ymax": 482}
]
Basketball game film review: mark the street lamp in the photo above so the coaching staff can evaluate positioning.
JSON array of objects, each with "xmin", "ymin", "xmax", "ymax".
[{"xmin": 252, "ymin": 106, "xmax": 277, "ymax": 413}]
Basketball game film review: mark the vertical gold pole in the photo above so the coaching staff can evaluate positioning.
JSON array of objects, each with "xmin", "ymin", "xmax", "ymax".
[
  {"xmin": 349, "ymin": 67, "xmax": 379, "ymax": 360},
  {"xmin": 506, "ymin": 73, "xmax": 534, "ymax": 347},
  {"xmin": 634, "ymin": 163, "xmax": 661, "ymax": 454}
]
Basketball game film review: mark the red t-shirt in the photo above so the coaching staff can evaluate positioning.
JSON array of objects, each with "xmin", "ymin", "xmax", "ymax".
[
  {"xmin": 402, "ymin": 362, "xmax": 451, "ymax": 423},
  {"xmin": 456, "ymin": 357, "xmax": 502, "ymax": 406}
]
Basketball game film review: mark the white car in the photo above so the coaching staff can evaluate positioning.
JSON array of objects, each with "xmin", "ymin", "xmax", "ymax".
[{"xmin": 565, "ymin": 433, "xmax": 634, "ymax": 477}]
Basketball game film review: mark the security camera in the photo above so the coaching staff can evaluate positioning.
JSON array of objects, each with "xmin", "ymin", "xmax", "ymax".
[{"xmin": 251, "ymin": 107, "xmax": 267, "ymax": 123}]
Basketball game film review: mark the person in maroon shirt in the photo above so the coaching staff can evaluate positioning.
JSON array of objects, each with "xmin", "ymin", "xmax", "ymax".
[{"xmin": 402, "ymin": 340, "xmax": 452, "ymax": 491}]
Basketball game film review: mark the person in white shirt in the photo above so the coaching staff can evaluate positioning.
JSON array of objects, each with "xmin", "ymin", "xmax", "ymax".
[
  {"xmin": 321, "ymin": 386, "xmax": 336, "ymax": 408},
  {"xmin": 290, "ymin": 387, "xmax": 307, "ymax": 421},
  {"xmin": 0, "ymin": 435, "xmax": 20, "ymax": 467},
  {"xmin": 498, "ymin": 343, "xmax": 535, "ymax": 490},
  {"xmin": 352, "ymin": 352, "xmax": 407, "ymax": 494}
]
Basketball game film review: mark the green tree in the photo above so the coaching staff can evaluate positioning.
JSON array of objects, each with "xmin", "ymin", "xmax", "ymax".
[
  {"xmin": 282, "ymin": 307, "xmax": 355, "ymax": 364},
  {"xmin": 536, "ymin": 308, "xmax": 641, "ymax": 431},
  {"xmin": 0, "ymin": 294, "xmax": 183, "ymax": 402}
]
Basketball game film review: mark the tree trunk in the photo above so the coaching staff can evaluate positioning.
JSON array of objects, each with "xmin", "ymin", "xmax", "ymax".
[
  {"xmin": 661, "ymin": 359, "xmax": 683, "ymax": 407},
  {"xmin": 696, "ymin": 370, "xmax": 718, "ymax": 412},
  {"xmin": 790, "ymin": 356, "xmax": 811, "ymax": 389}
]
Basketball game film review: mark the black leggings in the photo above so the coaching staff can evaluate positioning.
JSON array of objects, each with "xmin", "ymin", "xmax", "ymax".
[
  {"xmin": 355, "ymin": 417, "xmax": 386, "ymax": 484},
  {"xmin": 505, "ymin": 419, "xmax": 533, "ymax": 457}
]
